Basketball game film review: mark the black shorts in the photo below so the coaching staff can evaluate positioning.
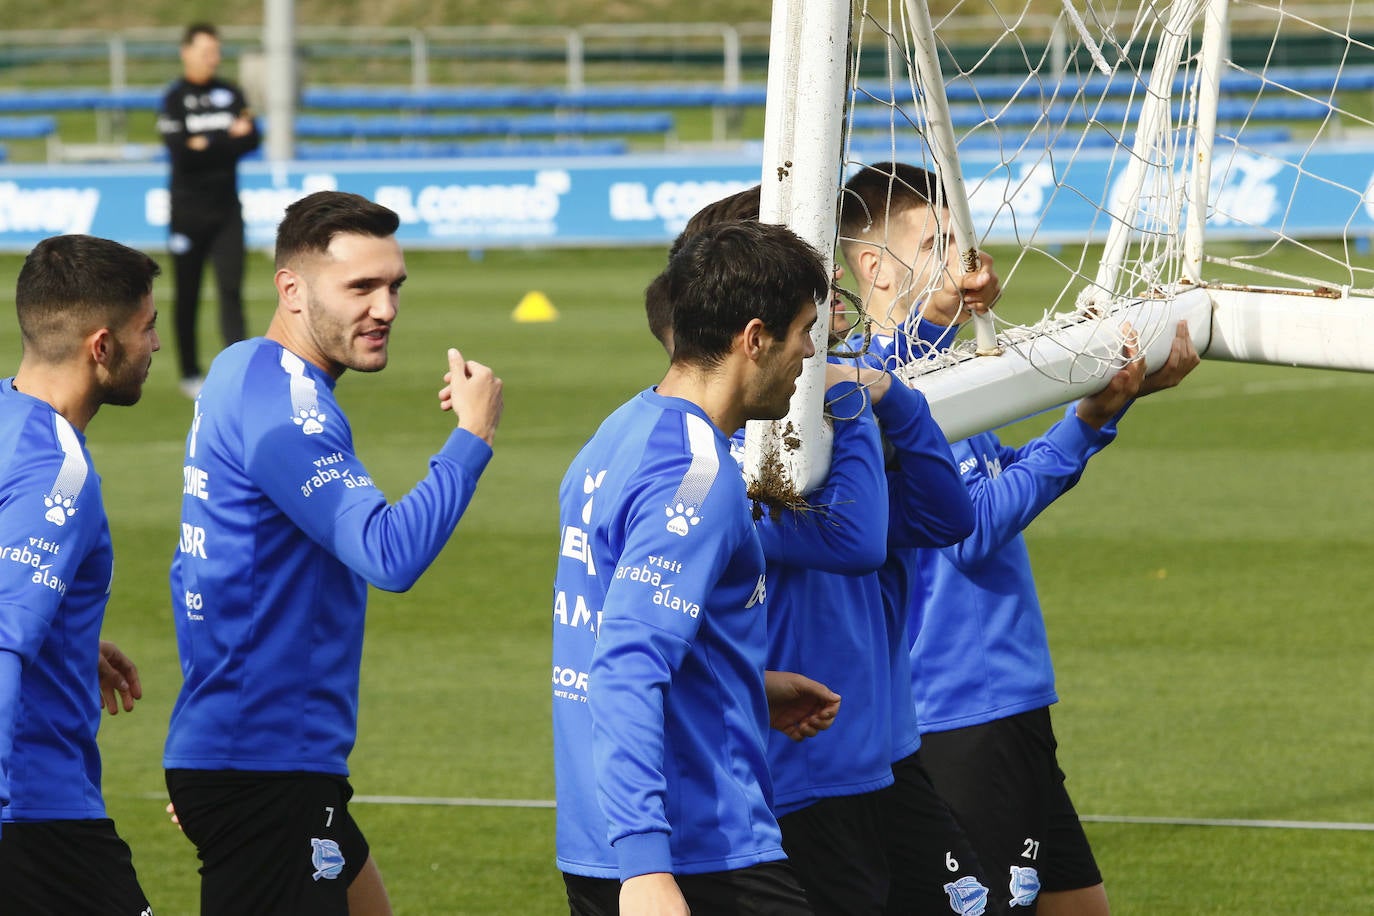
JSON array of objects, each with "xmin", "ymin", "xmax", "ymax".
[
  {"xmin": 918, "ymin": 707, "xmax": 1103, "ymax": 911},
  {"xmin": 875, "ymin": 753, "xmax": 992, "ymax": 916},
  {"xmin": 778, "ymin": 792, "xmax": 888, "ymax": 916},
  {"xmin": 165, "ymin": 769, "xmax": 370, "ymax": 916},
  {"xmin": 0, "ymin": 817, "xmax": 152, "ymax": 915},
  {"xmin": 564, "ymin": 860, "xmax": 812, "ymax": 915}
]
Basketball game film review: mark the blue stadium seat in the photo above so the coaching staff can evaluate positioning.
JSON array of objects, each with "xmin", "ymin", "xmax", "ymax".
[
  {"xmin": 293, "ymin": 111, "xmax": 674, "ymax": 140},
  {"xmin": 0, "ymin": 88, "xmax": 161, "ymax": 112},
  {"xmin": 299, "ymin": 84, "xmax": 767, "ymax": 111},
  {"xmin": 0, "ymin": 115, "xmax": 58, "ymax": 139},
  {"xmin": 855, "ymin": 66, "xmax": 1374, "ymax": 106},
  {"xmin": 845, "ymin": 124, "xmax": 1294, "ymax": 158},
  {"xmin": 294, "ymin": 139, "xmax": 630, "ymax": 160},
  {"xmin": 848, "ymin": 96, "xmax": 1331, "ymax": 131}
]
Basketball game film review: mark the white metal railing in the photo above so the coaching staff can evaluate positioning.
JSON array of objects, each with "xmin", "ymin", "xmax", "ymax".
[{"xmin": 0, "ymin": 8, "xmax": 1369, "ymax": 93}]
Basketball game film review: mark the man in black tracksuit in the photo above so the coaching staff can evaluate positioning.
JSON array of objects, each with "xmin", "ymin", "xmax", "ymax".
[{"xmin": 157, "ymin": 22, "xmax": 261, "ymax": 397}]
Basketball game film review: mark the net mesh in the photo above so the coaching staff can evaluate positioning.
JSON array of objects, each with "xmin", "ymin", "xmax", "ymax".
[{"xmin": 830, "ymin": 0, "xmax": 1374, "ymax": 383}]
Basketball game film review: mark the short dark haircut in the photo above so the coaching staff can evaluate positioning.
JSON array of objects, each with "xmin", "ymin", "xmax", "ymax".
[
  {"xmin": 15, "ymin": 235, "xmax": 161, "ymax": 362},
  {"xmin": 659, "ymin": 221, "xmax": 827, "ymax": 368},
  {"xmin": 644, "ymin": 271, "xmax": 672, "ymax": 350},
  {"xmin": 668, "ymin": 185, "xmax": 762, "ymax": 259},
  {"xmin": 839, "ymin": 161, "xmax": 946, "ymax": 246},
  {"xmin": 650, "ymin": 185, "xmax": 764, "ymax": 347},
  {"xmin": 182, "ymin": 23, "xmax": 218, "ymax": 46},
  {"xmin": 274, "ymin": 191, "xmax": 401, "ymax": 269}
]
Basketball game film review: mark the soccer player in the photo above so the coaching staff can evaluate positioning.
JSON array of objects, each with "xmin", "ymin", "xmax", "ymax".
[
  {"xmin": 662, "ymin": 189, "xmax": 992, "ymax": 915},
  {"xmin": 840, "ymin": 161, "xmax": 1200, "ymax": 916},
  {"xmin": 0, "ymin": 234, "xmax": 161, "ymax": 914},
  {"xmin": 157, "ymin": 22, "xmax": 261, "ymax": 399},
  {"xmin": 554, "ymin": 220, "xmax": 841, "ymax": 916},
  {"xmin": 163, "ymin": 190, "xmax": 503, "ymax": 916}
]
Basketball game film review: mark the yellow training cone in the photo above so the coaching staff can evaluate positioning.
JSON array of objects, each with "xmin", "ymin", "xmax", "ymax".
[{"xmin": 512, "ymin": 291, "xmax": 558, "ymax": 323}]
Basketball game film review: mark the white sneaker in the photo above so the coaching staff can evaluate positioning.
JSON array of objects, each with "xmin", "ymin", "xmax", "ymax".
[{"xmin": 179, "ymin": 376, "xmax": 205, "ymax": 399}]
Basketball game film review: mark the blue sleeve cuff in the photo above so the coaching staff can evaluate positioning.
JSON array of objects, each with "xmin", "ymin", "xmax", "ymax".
[
  {"xmin": 436, "ymin": 427, "xmax": 494, "ymax": 478},
  {"xmin": 870, "ymin": 374, "xmax": 927, "ymax": 426},
  {"xmin": 614, "ymin": 830, "xmax": 675, "ymax": 881},
  {"xmin": 1046, "ymin": 406, "xmax": 1103, "ymax": 459},
  {"xmin": 824, "ymin": 380, "xmax": 868, "ymax": 424}
]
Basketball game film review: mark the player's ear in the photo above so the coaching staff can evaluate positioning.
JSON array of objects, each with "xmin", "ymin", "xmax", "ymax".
[
  {"xmin": 275, "ymin": 268, "xmax": 305, "ymax": 313},
  {"xmin": 87, "ymin": 326, "xmax": 114, "ymax": 368},
  {"xmin": 740, "ymin": 317, "xmax": 768, "ymax": 361},
  {"xmin": 854, "ymin": 245, "xmax": 887, "ymax": 291}
]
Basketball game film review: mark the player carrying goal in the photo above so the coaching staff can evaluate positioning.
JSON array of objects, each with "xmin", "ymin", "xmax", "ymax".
[{"xmin": 838, "ymin": 161, "xmax": 1200, "ymax": 915}]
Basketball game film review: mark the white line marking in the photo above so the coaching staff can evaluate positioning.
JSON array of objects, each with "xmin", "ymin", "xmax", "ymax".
[
  {"xmin": 353, "ymin": 794, "xmax": 557, "ymax": 809},
  {"xmin": 1080, "ymin": 814, "xmax": 1374, "ymax": 832}
]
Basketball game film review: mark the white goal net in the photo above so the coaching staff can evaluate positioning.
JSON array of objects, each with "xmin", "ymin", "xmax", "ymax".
[{"xmin": 749, "ymin": 0, "xmax": 1374, "ymax": 494}]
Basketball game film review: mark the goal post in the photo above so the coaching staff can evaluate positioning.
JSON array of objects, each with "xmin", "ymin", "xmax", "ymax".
[{"xmin": 745, "ymin": 0, "xmax": 1374, "ymax": 490}]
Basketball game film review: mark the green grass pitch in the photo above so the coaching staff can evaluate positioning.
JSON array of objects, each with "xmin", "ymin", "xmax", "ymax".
[{"xmin": 2, "ymin": 243, "xmax": 1372, "ymax": 914}]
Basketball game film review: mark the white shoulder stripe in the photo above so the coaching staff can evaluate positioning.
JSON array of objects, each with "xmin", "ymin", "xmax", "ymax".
[
  {"xmin": 670, "ymin": 413, "xmax": 720, "ymax": 511},
  {"xmin": 279, "ymin": 349, "xmax": 321, "ymax": 416},
  {"xmin": 48, "ymin": 413, "xmax": 89, "ymax": 501}
]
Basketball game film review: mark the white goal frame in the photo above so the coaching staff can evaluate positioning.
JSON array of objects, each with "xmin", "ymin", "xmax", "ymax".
[{"xmin": 747, "ymin": 0, "xmax": 1374, "ymax": 491}]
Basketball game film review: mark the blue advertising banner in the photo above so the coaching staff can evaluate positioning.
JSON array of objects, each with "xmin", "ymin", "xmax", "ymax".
[{"xmin": 0, "ymin": 142, "xmax": 1369, "ymax": 252}]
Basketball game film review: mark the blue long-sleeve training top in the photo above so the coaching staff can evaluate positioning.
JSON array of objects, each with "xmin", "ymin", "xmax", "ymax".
[
  {"xmin": 552, "ymin": 388, "xmax": 783, "ymax": 882},
  {"xmin": 752, "ymin": 377, "xmax": 973, "ymax": 810},
  {"xmin": 0, "ymin": 380, "xmax": 112, "ymax": 825},
  {"xmin": 860, "ymin": 315, "xmax": 1123, "ymax": 733},
  {"xmin": 164, "ymin": 338, "xmax": 492, "ymax": 775},
  {"xmin": 909, "ymin": 405, "xmax": 1117, "ymax": 732}
]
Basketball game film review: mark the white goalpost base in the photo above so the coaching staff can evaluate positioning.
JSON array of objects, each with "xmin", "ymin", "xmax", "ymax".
[
  {"xmin": 907, "ymin": 282, "xmax": 1374, "ymax": 443},
  {"xmin": 901, "ymin": 286, "xmax": 1213, "ymax": 442},
  {"xmin": 1206, "ymin": 286, "xmax": 1374, "ymax": 372}
]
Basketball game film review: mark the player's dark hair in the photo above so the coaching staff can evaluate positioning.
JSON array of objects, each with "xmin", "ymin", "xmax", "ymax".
[
  {"xmin": 651, "ymin": 185, "xmax": 765, "ymax": 350},
  {"xmin": 661, "ymin": 221, "xmax": 826, "ymax": 369},
  {"xmin": 182, "ymin": 22, "xmax": 219, "ymax": 45},
  {"xmin": 274, "ymin": 191, "xmax": 401, "ymax": 269},
  {"xmin": 644, "ymin": 272, "xmax": 673, "ymax": 351},
  {"xmin": 839, "ymin": 161, "xmax": 946, "ymax": 244},
  {"xmin": 15, "ymin": 235, "xmax": 160, "ymax": 361},
  {"xmin": 669, "ymin": 185, "xmax": 762, "ymax": 259}
]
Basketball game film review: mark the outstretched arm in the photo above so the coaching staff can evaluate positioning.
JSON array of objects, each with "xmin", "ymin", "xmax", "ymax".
[
  {"xmin": 250, "ymin": 347, "xmax": 502, "ymax": 592},
  {"xmin": 873, "ymin": 377, "xmax": 975, "ymax": 548}
]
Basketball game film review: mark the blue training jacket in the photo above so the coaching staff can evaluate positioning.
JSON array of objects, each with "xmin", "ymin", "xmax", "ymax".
[
  {"xmin": 909, "ymin": 407, "xmax": 1117, "ymax": 732},
  {"xmin": 0, "ymin": 379, "xmax": 112, "ymax": 824},
  {"xmin": 552, "ymin": 389, "xmax": 782, "ymax": 881},
  {"xmin": 165, "ymin": 338, "xmax": 492, "ymax": 775},
  {"xmin": 753, "ymin": 377, "xmax": 973, "ymax": 813},
  {"xmin": 859, "ymin": 316, "xmax": 1123, "ymax": 733}
]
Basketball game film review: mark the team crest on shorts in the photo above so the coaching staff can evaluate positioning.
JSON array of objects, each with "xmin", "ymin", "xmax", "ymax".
[
  {"xmin": 1008, "ymin": 864, "xmax": 1041, "ymax": 907},
  {"xmin": 943, "ymin": 875, "xmax": 989, "ymax": 915},
  {"xmin": 310, "ymin": 837, "xmax": 345, "ymax": 881}
]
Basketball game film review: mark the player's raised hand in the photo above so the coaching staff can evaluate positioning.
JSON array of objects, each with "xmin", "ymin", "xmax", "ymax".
[
  {"xmin": 97, "ymin": 640, "xmax": 142, "ymax": 715},
  {"xmin": 1076, "ymin": 323, "xmax": 1146, "ymax": 429},
  {"xmin": 1137, "ymin": 320, "xmax": 1200, "ymax": 397},
  {"xmin": 438, "ymin": 348, "xmax": 503, "ymax": 445},
  {"xmin": 921, "ymin": 250, "xmax": 1001, "ymax": 327}
]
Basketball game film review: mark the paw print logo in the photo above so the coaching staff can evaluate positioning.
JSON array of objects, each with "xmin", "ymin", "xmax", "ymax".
[
  {"xmin": 665, "ymin": 503, "xmax": 701, "ymax": 537},
  {"xmin": 292, "ymin": 408, "xmax": 327, "ymax": 436},
  {"xmin": 581, "ymin": 470, "xmax": 607, "ymax": 525},
  {"xmin": 43, "ymin": 492, "xmax": 77, "ymax": 527}
]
